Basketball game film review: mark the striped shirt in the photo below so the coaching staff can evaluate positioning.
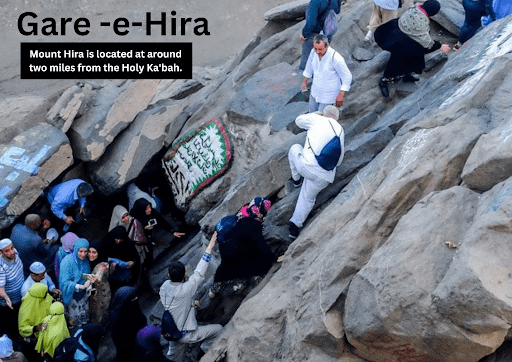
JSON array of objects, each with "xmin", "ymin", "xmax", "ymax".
[{"xmin": 0, "ymin": 252, "xmax": 24, "ymax": 306}]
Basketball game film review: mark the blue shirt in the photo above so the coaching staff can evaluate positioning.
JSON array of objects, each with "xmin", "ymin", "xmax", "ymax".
[
  {"xmin": 47, "ymin": 179, "xmax": 87, "ymax": 221},
  {"xmin": 10, "ymin": 224, "xmax": 49, "ymax": 277}
]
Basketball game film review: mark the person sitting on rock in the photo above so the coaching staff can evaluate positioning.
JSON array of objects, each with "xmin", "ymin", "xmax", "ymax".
[
  {"xmin": 364, "ymin": 0, "xmax": 401, "ymax": 42},
  {"xmin": 288, "ymin": 106, "xmax": 344, "ymax": 240},
  {"xmin": 302, "ymin": 34, "xmax": 352, "ymax": 112},
  {"xmin": 159, "ymin": 233, "xmax": 222, "ymax": 361},
  {"xmin": 374, "ymin": 0, "xmax": 451, "ymax": 97},
  {"xmin": 46, "ymin": 179, "xmax": 94, "ymax": 232},
  {"xmin": 21, "ymin": 262, "xmax": 61, "ymax": 299},
  {"xmin": 209, "ymin": 197, "xmax": 277, "ymax": 298}
]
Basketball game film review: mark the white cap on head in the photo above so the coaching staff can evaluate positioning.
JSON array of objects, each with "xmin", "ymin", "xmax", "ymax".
[
  {"xmin": 0, "ymin": 239, "xmax": 12, "ymax": 250},
  {"xmin": 29, "ymin": 262, "xmax": 46, "ymax": 274}
]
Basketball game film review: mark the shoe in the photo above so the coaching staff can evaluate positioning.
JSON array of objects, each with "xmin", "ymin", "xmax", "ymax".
[
  {"xmin": 453, "ymin": 41, "xmax": 462, "ymax": 50},
  {"xmin": 402, "ymin": 73, "xmax": 419, "ymax": 83},
  {"xmin": 364, "ymin": 30, "xmax": 373, "ymax": 42},
  {"xmin": 378, "ymin": 80, "xmax": 389, "ymax": 98},
  {"xmin": 289, "ymin": 222, "xmax": 300, "ymax": 240},
  {"xmin": 292, "ymin": 177, "xmax": 303, "ymax": 188}
]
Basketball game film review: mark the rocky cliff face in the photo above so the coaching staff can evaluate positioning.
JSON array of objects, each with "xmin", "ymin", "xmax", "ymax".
[
  {"xmin": 201, "ymin": 14, "xmax": 512, "ymax": 362},
  {"xmin": 2, "ymin": 0, "xmax": 512, "ymax": 361}
]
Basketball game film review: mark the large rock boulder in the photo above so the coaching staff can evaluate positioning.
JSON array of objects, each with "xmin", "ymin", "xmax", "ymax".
[
  {"xmin": 264, "ymin": 0, "xmax": 309, "ymax": 21},
  {"xmin": 0, "ymin": 123, "xmax": 72, "ymax": 229},
  {"xmin": 89, "ymin": 98, "xmax": 189, "ymax": 195},
  {"xmin": 66, "ymin": 79, "xmax": 160, "ymax": 162},
  {"xmin": 345, "ymin": 184, "xmax": 512, "ymax": 362},
  {"xmin": 432, "ymin": 0, "xmax": 464, "ymax": 37},
  {"xmin": 461, "ymin": 116, "xmax": 512, "ymax": 192},
  {"xmin": 226, "ymin": 62, "xmax": 307, "ymax": 131}
]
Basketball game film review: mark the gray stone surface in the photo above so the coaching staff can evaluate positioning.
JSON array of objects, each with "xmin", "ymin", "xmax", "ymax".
[
  {"xmin": 68, "ymin": 79, "xmax": 161, "ymax": 162},
  {"xmin": 46, "ymin": 82, "xmax": 98, "ymax": 132},
  {"xmin": 264, "ymin": 0, "xmax": 309, "ymax": 21},
  {"xmin": 352, "ymin": 46, "xmax": 374, "ymax": 61},
  {"xmin": 0, "ymin": 123, "xmax": 72, "ymax": 229},
  {"xmin": 226, "ymin": 62, "xmax": 304, "ymax": 127},
  {"xmin": 208, "ymin": 17, "xmax": 512, "ymax": 362},
  {"xmin": 344, "ymin": 185, "xmax": 511, "ymax": 362},
  {"xmin": 89, "ymin": 98, "xmax": 189, "ymax": 195},
  {"xmin": 433, "ymin": 0, "xmax": 464, "ymax": 37},
  {"xmin": 462, "ymin": 117, "xmax": 512, "ymax": 192}
]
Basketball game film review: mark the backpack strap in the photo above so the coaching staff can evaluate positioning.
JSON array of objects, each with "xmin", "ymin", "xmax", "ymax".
[{"xmin": 165, "ymin": 285, "xmax": 193, "ymax": 332}]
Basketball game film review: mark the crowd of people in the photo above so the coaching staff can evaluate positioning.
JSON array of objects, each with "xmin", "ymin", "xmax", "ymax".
[
  {"xmin": 2, "ymin": 1, "xmax": 511, "ymax": 361},
  {"xmin": 0, "ymin": 174, "xmax": 283, "ymax": 361},
  {"xmin": 0, "ymin": 179, "xmax": 190, "ymax": 361}
]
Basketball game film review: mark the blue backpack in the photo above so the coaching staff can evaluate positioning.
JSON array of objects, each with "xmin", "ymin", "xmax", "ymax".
[{"xmin": 308, "ymin": 121, "xmax": 342, "ymax": 171}]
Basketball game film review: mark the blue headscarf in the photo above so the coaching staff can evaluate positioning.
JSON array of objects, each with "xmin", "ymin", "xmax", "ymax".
[{"xmin": 59, "ymin": 238, "xmax": 91, "ymax": 306}]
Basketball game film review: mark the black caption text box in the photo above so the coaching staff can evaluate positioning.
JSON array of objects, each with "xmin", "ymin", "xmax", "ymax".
[{"xmin": 21, "ymin": 42, "xmax": 192, "ymax": 79}]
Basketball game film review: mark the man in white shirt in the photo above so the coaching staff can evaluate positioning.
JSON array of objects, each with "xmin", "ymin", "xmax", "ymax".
[
  {"xmin": 288, "ymin": 106, "xmax": 344, "ymax": 239},
  {"xmin": 302, "ymin": 34, "xmax": 352, "ymax": 113}
]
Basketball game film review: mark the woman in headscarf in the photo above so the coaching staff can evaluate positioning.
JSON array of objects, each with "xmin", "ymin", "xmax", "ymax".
[
  {"xmin": 18, "ymin": 283, "xmax": 53, "ymax": 339},
  {"xmin": 110, "ymin": 286, "xmax": 147, "ymax": 362},
  {"xmin": 374, "ymin": 0, "xmax": 451, "ymax": 97},
  {"xmin": 74, "ymin": 323, "xmax": 104, "ymax": 362},
  {"xmin": 210, "ymin": 197, "xmax": 277, "ymax": 297},
  {"xmin": 59, "ymin": 238, "xmax": 96, "ymax": 327},
  {"xmin": 54, "ymin": 232, "xmax": 79, "ymax": 282},
  {"xmin": 130, "ymin": 199, "xmax": 185, "ymax": 265},
  {"xmin": 101, "ymin": 226, "xmax": 140, "ymax": 294},
  {"xmin": 134, "ymin": 325, "xmax": 167, "ymax": 362},
  {"xmin": 88, "ymin": 240, "xmax": 105, "ymax": 271},
  {"xmin": 35, "ymin": 302, "xmax": 70, "ymax": 358},
  {"xmin": 109, "ymin": 205, "xmax": 148, "ymax": 265}
]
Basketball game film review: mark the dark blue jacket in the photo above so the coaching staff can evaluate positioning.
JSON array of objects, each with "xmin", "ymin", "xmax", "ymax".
[{"xmin": 302, "ymin": 0, "xmax": 341, "ymax": 38}]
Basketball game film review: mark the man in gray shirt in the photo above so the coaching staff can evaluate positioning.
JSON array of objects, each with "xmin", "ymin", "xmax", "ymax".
[{"xmin": 159, "ymin": 233, "xmax": 222, "ymax": 360}]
